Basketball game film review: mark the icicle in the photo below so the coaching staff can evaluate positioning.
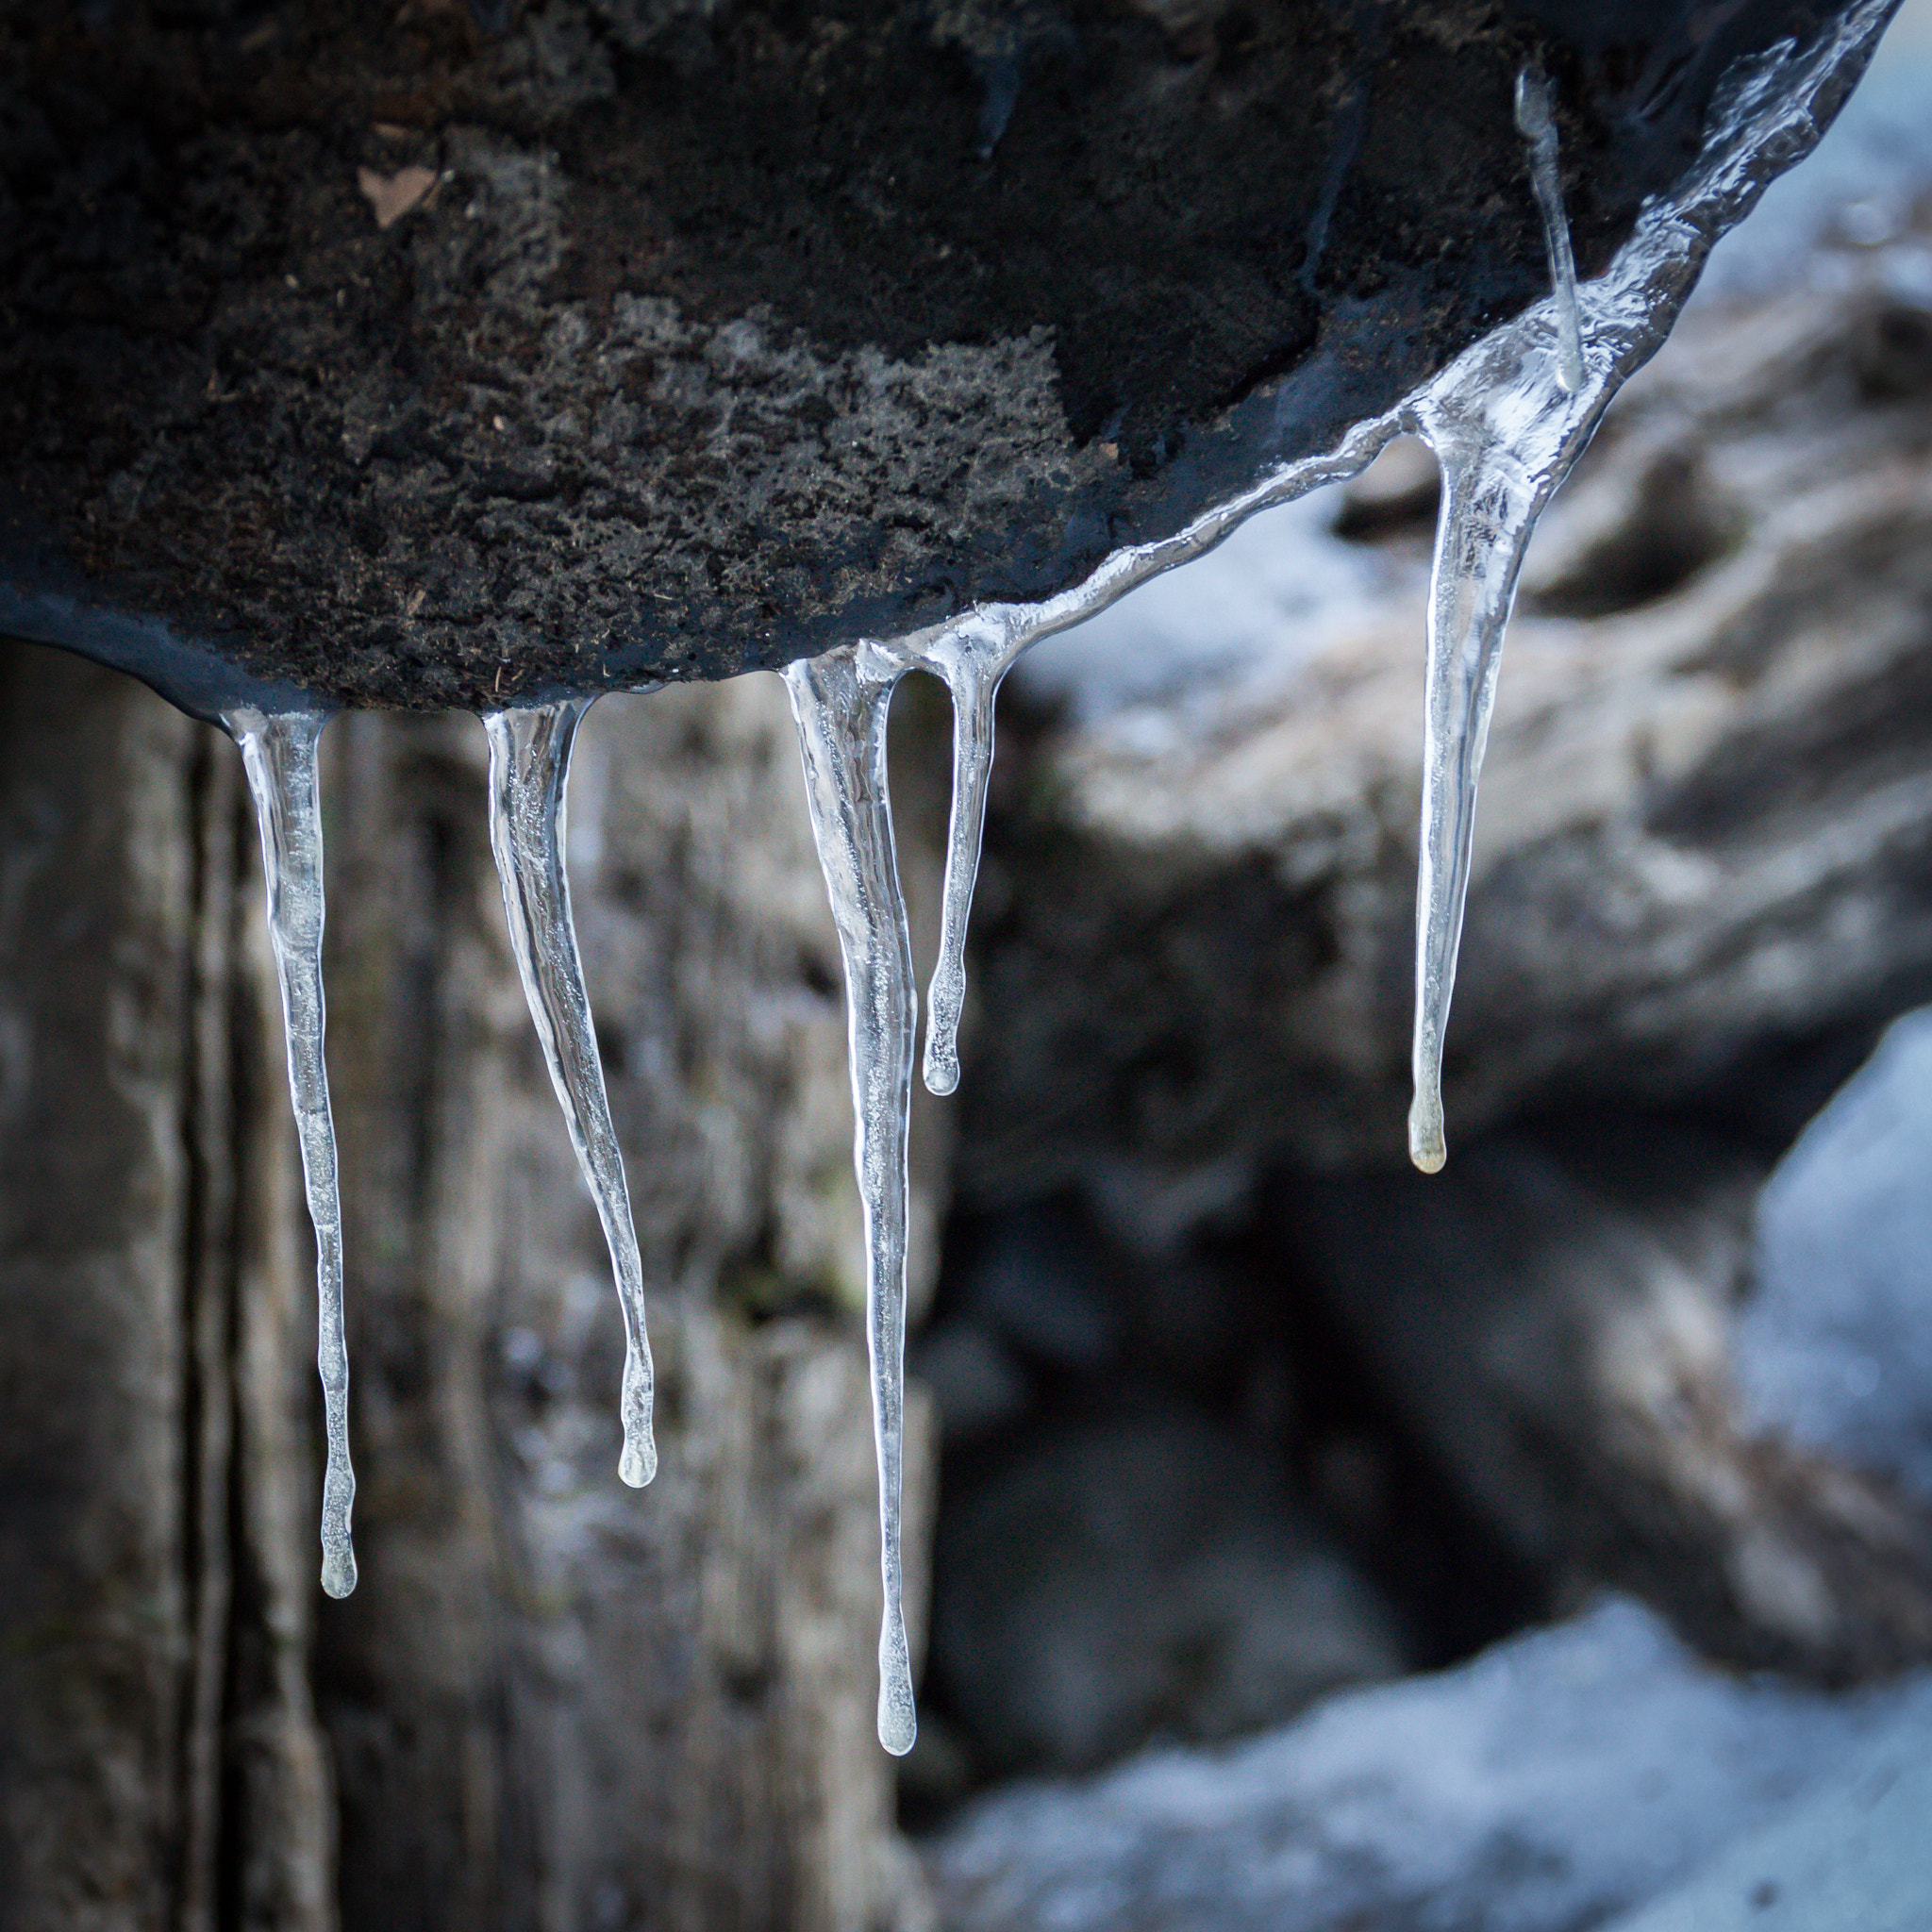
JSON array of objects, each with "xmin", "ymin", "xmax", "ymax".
[
  {"xmin": 1399, "ymin": 0, "xmax": 1894, "ymax": 1172},
  {"xmin": 227, "ymin": 708, "xmax": 358, "ymax": 1599},
  {"xmin": 1515, "ymin": 65, "xmax": 1587, "ymax": 395},
  {"xmin": 771, "ymin": 0, "xmax": 1887, "ymax": 1749},
  {"xmin": 1404, "ymin": 415, "xmax": 1582, "ymax": 1174},
  {"xmin": 484, "ymin": 701, "xmax": 657, "ymax": 1490},
  {"xmin": 900, "ymin": 615, "xmax": 1026, "ymax": 1097},
  {"xmin": 782, "ymin": 643, "xmax": 920, "ymax": 1757}
]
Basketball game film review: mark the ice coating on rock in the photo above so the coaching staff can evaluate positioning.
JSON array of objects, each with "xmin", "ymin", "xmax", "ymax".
[
  {"xmin": 1515, "ymin": 65, "xmax": 1587, "ymax": 396},
  {"xmin": 1400, "ymin": 0, "xmax": 1894, "ymax": 1173},
  {"xmin": 484, "ymin": 702, "xmax": 657, "ymax": 1490},
  {"xmin": 228, "ymin": 708, "xmax": 358, "ymax": 1599},
  {"xmin": 782, "ymin": 643, "xmax": 921, "ymax": 1756}
]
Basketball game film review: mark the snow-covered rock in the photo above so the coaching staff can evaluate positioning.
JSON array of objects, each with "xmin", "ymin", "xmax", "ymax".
[
  {"xmin": 926, "ymin": 1598, "xmax": 1930, "ymax": 1932},
  {"xmin": 1601, "ymin": 1689, "xmax": 1932, "ymax": 1931},
  {"xmin": 1739, "ymin": 1006, "xmax": 1932, "ymax": 1507}
]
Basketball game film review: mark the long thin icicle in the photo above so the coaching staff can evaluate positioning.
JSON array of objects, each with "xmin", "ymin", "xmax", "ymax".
[
  {"xmin": 484, "ymin": 701, "xmax": 657, "ymax": 1490},
  {"xmin": 782, "ymin": 643, "xmax": 920, "ymax": 1757},
  {"xmin": 1405, "ymin": 400, "xmax": 1592, "ymax": 1174},
  {"xmin": 1515, "ymin": 65, "xmax": 1587, "ymax": 395},
  {"xmin": 1401, "ymin": 1, "xmax": 1894, "ymax": 1172},
  {"xmin": 228, "ymin": 708, "xmax": 358, "ymax": 1599}
]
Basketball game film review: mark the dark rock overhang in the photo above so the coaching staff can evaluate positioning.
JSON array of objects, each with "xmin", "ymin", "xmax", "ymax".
[{"xmin": 0, "ymin": 0, "xmax": 1890, "ymax": 717}]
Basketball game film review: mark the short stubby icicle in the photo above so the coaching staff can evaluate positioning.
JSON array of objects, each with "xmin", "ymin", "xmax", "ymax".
[
  {"xmin": 227, "ymin": 708, "xmax": 358, "ymax": 1599},
  {"xmin": 484, "ymin": 701, "xmax": 657, "ymax": 1489}
]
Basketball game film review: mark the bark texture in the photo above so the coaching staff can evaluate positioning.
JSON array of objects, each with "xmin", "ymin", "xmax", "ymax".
[
  {"xmin": 0, "ymin": 642, "xmax": 331, "ymax": 1932},
  {"xmin": 0, "ymin": 646, "xmax": 941, "ymax": 1931}
]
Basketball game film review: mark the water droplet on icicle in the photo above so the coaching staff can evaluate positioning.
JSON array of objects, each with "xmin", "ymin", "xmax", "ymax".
[
  {"xmin": 782, "ymin": 643, "xmax": 920, "ymax": 1757},
  {"xmin": 228, "ymin": 708, "xmax": 358, "ymax": 1599},
  {"xmin": 484, "ymin": 701, "xmax": 657, "ymax": 1490},
  {"xmin": 1515, "ymin": 64, "xmax": 1587, "ymax": 395}
]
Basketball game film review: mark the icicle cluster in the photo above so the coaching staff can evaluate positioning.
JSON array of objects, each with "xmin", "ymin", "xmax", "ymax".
[
  {"xmin": 775, "ymin": 0, "xmax": 1894, "ymax": 1751},
  {"xmin": 224, "ymin": 0, "xmax": 1889, "ymax": 1755},
  {"xmin": 226, "ymin": 698, "xmax": 660, "ymax": 1602}
]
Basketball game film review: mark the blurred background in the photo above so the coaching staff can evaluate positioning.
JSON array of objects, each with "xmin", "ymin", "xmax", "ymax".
[{"xmin": 5, "ymin": 2, "xmax": 1932, "ymax": 1928}]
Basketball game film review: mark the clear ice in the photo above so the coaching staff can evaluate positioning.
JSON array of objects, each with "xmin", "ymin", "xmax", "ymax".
[
  {"xmin": 1515, "ymin": 65, "xmax": 1587, "ymax": 395},
  {"xmin": 897, "ymin": 616, "xmax": 1028, "ymax": 1097},
  {"xmin": 228, "ymin": 708, "xmax": 358, "ymax": 1599},
  {"xmin": 773, "ymin": 0, "xmax": 1893, "ymax": 1745},
  {"xmin": 782, "ymin": 644, "xmax": 922, "ymax": 1757},
  {"xmin": 484, "ymin": 701, "xmax": 658, "ymax": 1490},
  {"xmin": 1400, "ymin": 0, "xmax": 1892, "ymax": 1169}
]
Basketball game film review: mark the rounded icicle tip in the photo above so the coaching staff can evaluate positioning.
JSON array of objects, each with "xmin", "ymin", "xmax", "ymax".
[
  {"xmin": 1408, "ymin": 1095, "xmax": 1448, "ymax": 1175},
  {"xmin": 322, "ymin": 1548, "xmax": 358, "ymax": 1600},
  {"xmin": 619, "ymin": 1438, "xmax": 658, "ymax": 1490},
  {"xmin": 879, "ymin": 1610, "xmax": 918, "ymax": 1756},
  {"xmin": 878, "ymin": 1686, "xmax": 918, "ymax": 1758}
]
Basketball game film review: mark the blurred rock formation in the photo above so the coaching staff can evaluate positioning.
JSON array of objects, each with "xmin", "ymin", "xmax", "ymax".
[{"xmin": 967, "ymin": 211, "xmax": 1932, "ymax": 1187}]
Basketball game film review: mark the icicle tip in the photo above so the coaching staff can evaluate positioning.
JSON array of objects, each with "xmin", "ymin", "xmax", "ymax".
[
  {"xmin": 922, "ymin": 1041, "xmax": 961, "ymax": 1098},
  {"xmin": 1407, "ymin": 1092, "xmax": 1448, "ymax": 1174},
  {"xmin": 878, "ymin": 1685, "xmax": 918, "ymax": 1757},
  {"xmin": 879, "ymin": 1601, "xmax": 917, "ymax": 1754},
  {"xmin": 322, "ymin": 1549, "xmax": 358, "ymax": 1599},
  {"xmin": 619, "ymin": 1439, "xmax": 658, "ymax": 1489}
]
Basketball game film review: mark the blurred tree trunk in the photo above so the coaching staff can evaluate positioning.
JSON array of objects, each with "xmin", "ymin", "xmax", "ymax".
[{"xmin": 0, "ymin": 641, "xmax": 938, "ymax": 1932}]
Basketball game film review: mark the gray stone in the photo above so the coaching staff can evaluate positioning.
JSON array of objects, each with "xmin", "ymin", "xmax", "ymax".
[
  {"xmin": 1289, "ymin": 1118, "xmax": 1932, "ymax": 1681},
  {"xmin": 929, "ymin": 1405, "xmax": 1406, "ymax": 1775}
]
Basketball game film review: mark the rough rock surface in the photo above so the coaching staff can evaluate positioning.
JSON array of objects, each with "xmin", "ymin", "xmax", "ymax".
[
  {"xmin": 0, "ymin": 643, "xmax": 945, "ymax": 1930},
  {"xmin": 0, "ymin": 0, "xmax": 1877, "ymax": 710},
  {"xmin": 925, "ymin": 1596, "xmax": 1932, "ymax": 1932}
]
